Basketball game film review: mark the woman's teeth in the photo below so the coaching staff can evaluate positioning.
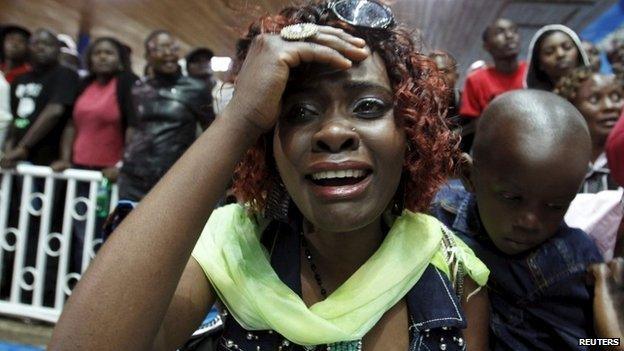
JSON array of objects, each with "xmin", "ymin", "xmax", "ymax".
[{"xmin": 311, "ymin": 169, "xmax": 366, "ymax": 180}]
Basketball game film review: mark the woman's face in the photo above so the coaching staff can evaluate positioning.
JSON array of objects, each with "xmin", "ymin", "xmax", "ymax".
[
  {"xmin": 90, "ymin": 40, "xmax": 121, "ymax": 76},
  {"xmin": 573, "ymin": 74, "xmax": 623, "ymax": 144},
  {"xmin": 273, "ymin": 52, "xmax": 406, "ymax": 232},
  {"xmin": 538, "ymin": 31, "xmax": 580, "ymax": 83},
  {"xmin": 147, "ymin": 32, "xmax": 180, "ymax": 75}
]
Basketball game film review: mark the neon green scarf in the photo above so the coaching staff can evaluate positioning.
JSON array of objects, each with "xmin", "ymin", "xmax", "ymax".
[{"xmin": 192, "ymin": 204, "xmax": 488, "ymax": 346}]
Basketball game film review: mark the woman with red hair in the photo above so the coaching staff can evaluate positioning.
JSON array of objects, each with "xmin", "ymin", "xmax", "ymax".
[{"xmin": 50, "ymin": 1, "xmax": 489, "ymax": 350}]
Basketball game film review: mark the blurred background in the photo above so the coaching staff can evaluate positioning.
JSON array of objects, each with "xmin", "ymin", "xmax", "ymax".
[{"xmin": 1, "ymin": 0, "xmax": 623, "ymax": 83}]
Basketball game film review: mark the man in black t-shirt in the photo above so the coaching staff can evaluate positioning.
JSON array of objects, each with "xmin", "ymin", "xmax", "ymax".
[
  {"xmin": 0, "ymin": 28, "xmax": 78, "ymax": 168},
  {"xmin": 0, "ymin": 29, "xmax": 78, "ymax": 305}
]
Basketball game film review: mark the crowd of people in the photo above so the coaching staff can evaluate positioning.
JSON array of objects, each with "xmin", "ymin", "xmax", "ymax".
[
  {"xmin": 0, "ymin": 26, "xmax": 218, "ymax": 277},
  {"xmin": 0, "ymin": 0, "xmax": 623, "ymax": 350}
]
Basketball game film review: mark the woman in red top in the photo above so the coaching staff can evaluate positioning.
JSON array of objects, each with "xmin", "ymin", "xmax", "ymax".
[
  {"xmin": 52, "ymin": 37, "xmax": 137, "ymax": 178},
  {"xmin": 51, "ymin": 37, "xmax": 137, "ymax": 271}
]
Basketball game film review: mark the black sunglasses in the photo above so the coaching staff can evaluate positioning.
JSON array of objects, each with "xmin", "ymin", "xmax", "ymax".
[{"xmin": 328, "ymin": 0, "xmax": 395, "ymax": 29}]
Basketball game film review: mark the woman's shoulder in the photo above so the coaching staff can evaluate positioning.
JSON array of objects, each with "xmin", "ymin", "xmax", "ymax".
[
  {"xmin": 207, "ymin": 203, "xmax": 260, "ymax": 224},
  {"xmin": 200, "ymin": 204, "xmax": 262, "ymax": 235},
  {"xmin": 193, "ymin": 204, "xmax": 264, "ymax": 253}
]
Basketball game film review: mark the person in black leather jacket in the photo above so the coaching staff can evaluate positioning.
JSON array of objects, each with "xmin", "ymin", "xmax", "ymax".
[{"xmin": 117, "ymin": 30, "xmax": 215, "ymax": 202}]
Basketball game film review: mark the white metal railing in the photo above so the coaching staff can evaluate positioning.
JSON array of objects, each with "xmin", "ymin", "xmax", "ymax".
[{"xmin": 0, "ymin": 163, "xmax": 118, "ymax": 323}]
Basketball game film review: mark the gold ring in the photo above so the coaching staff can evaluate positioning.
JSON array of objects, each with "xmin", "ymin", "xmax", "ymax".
[{"xmin": 280, "ymin": 23, "xmax": 319, "ymax": 41}]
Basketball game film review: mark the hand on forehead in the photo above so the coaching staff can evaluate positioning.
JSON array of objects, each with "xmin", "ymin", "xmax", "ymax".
[{"xmin": 284, "ymin": 51, "xmax": 390, "ymax": 95}]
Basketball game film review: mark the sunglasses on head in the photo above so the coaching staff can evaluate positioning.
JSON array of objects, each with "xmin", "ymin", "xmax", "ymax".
[{"xmin": 327, "ymin": 0, "xmax": 395, "ymax": 30}]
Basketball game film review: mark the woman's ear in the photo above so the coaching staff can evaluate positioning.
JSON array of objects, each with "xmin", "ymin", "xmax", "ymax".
[{"xmin": 459, "ymin": 152, "xmax": 476, "ymax": 193}]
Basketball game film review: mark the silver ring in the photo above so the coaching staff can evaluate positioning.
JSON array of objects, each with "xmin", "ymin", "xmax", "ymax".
[{"xmin": 280, "ymin": 23, "xmax": 319, "ymax": 41}]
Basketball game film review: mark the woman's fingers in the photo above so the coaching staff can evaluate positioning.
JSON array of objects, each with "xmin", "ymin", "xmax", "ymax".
[
  {"xmin": 609, "ymin": 257, "xmax": 624, "ymax": 285},
  {"xmin": 225, "ymin": 27, "xmax": 370, "ymax": 133},
  {"xmin": 311, "ymin": 32, "xmax": 370, "ymax": 61},
  {"xmin": 280, "ymin": 41, "xmax": 352, "ymax": 70},
  {"xmin": 276, "ymin": 24, "xmax": 369, "ymax": 70},
  {"xmin": 592, "ymin": 258, "xmax": 624, "ymax": 287},
  {"xmin": 279, "ymin": 28, "xmax": 370, "ymax": 70},
  {"xmin": 590, "ymin": 263, "xmax": 609, "ymax": 287},
  {"xmin": 317, "ymin": 26, "xmax": 367, "ymax": 47}
]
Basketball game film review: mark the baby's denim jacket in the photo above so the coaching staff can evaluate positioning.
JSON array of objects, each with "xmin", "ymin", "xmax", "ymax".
[{"xmin": 431, "ymin": 180, "xmax": 603, "ymax": 351}]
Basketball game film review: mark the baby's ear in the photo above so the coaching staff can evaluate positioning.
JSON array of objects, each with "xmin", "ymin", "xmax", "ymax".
[{"xmin": 459, "ymin": 153, "xmax": 476, "ymax": 193}]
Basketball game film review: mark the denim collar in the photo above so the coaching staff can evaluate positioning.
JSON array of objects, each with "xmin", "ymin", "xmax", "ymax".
[{"xmin": 441, "ymin": 189, "xmax": 485, "ymax": 240}]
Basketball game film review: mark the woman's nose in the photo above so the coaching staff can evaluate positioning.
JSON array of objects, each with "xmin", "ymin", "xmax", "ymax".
[{"xmin": 312, "ymin": 122, "xmax": 360, "ymax": 153}]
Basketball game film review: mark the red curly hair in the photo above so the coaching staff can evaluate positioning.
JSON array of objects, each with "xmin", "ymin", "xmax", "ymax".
[{"xmin": 232, "ymin": 1, "xmax": 460, "ymax": 213}]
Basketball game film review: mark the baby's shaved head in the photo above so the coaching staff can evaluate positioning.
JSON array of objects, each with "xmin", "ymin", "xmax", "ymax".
[
  {"xmin": 469, "ymin": 90, "xmax": 592, "ymax": 255},
  {"xmin": 473, "ymin": 90, "xmax": 591, "ymax": 171}
]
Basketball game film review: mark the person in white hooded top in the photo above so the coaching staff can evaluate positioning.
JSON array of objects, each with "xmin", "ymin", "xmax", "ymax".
[{"xmin": 524, "ymin": 24, "xmax": 589, "ymax": 91}]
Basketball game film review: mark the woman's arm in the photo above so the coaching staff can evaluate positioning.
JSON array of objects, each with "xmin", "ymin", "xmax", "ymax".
[
  {"xmin": 49, "ymin": 28, "xmax": 368, "ymax": 351},
  {"xmin": 152, "ymin": 258, "xmax": 213, "ymax": 351},
  {"xmin": 49, "ymin": 109, "xmax": 261, "ymax": 350},
  {"xmin": 591, "ymin": 258, "xmax": 624, "ymax": 350},
  {"xmin": 461, "ymin": 277, "xmax": 490, "ymax": 351}
]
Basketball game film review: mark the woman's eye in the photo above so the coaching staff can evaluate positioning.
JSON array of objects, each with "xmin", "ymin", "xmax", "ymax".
[
  {"xmin": 285, "ymin": 104, "xmax": 318, "ymax": 121},
  {"xmin": 588, "ymin": 95, "xmax": 599, "ymax": 104},
  {"xmin": 611, "ymin": 92, "xmax": 622, "ymax": 102},
  {"xmin": 353, "ymin": 98, "xmax": 387, "ymax": 118}
]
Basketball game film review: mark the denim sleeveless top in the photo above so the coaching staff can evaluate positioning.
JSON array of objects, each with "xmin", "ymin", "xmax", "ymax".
[{"xmin": 215, "ymin": 219, "xmax": 469, "ymax": 351}]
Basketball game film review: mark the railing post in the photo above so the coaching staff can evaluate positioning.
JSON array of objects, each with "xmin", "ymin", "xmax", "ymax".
[
  {"xmin": 0, "ymin": 164, "xmax": 119, "ymax": 322},
  {"xmin": 56, "ymin": 179, "xmax": 77, "ymax": 310},
  {"xmin": 0, "ymin": 174, "xmax": 13, "ymax": 282},
  {"xmin": 81, "ymin": 181, "xmax": 98, "ymax": 273},
  {"xmin": 10, "ymin": 175, "xmax": 33, "ymax": 303},
  {"xmin": 32, "ymin": 176, "xmax": 55, "ymax": 307}
]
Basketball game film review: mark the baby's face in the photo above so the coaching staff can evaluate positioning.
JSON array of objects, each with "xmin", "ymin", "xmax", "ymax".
[{"xmin": 472, "ymin": 152, "xmax": 584, "ymax": 255}]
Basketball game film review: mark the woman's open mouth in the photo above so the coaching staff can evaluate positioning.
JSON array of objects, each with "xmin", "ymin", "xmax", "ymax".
[
  {"xmin": 309, "ymin": 169, "xmax": 370, "ymax": 186},
  {"xmin": 598, "ymin": 115, "xmax": 620, "ymax": 128},
  {"xmin": 305, "ymin": 166, "xmax": 373, "ymax": 201}
]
